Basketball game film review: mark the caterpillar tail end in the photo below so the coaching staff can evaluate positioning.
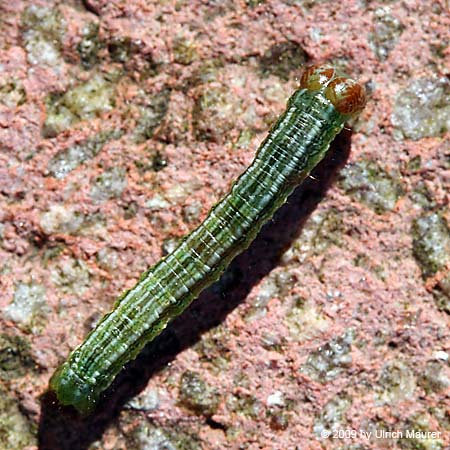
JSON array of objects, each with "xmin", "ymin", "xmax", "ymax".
[{"xmin": 49, "ymin": 361, "xmax": 99, "ymax": 415}]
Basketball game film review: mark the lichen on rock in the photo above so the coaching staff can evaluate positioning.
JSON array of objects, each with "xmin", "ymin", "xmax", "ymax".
[
  {"xmin": 0, "ymin": 386, "xmax": 36, "ymax": 449},
  {"xmin": 173, "ymin": 35, "xmax": 198, "ymax": 66},
  {"xmin": 47, "ymin": 129, "xmax": 123, "ymax": 178},
  {"xmin": 21, "ymin": 5, "xmax": 66, "ymax": 67},
  {"xmin": 412, "ymin": 213, "xmax": 450, "ymax": 277},
  {"xmin": 107, "ymin": 36, "xmax": 134, "ymax": 63},
  {"xmin": 179, "ymin": 370, "xmax": 220, "ymax": 416},
  {"xmin": 131, "ymin": 89, "xmax": 171, "ymax": 143},
  {"xmin": 418, "ymin": 360, "xmax": 450, "ymax": 394},
  {"xmin": 40, "ymin": 204, "xmax": 84, "ymax": 234},
  {"xmin": 90, "ymin": 166, "xmax": 127, "ymax": 203},
  {"xmin": 281, "ymin": 209, "xmax": 343, "ymax": 264},
  {"xmin": 77, "ymin": 22, "xmax": 102, "ymax": 69},
  {"xmin": 0, "ymin": 333, "xmax": 37, "ymax": 380},
  {"xmin": 369, "ymin": 7, "xmax": 404, "ymax": 61},
  {"xmin": 287, "ymin": 299, "xmax": 329, "ymax": 342},
  {"xmin": 43, "ymin": 74, "xmax": 116, "ymax": 137},
  {"xmin": 401, "ymin": 412, "xmax": 445, "ymax": 450},
  {"xmin": 0, "ymin": 78, "xmax": 26, "ymax": 108},
  {"xmin": 376, "ymin": 360, "xmax": 416, "ymax": 405},
  {"xmin": 301, "ymin": 330, "xmax": 354, "ymax": 382},
  {"xmin": 392, "ymin": 76, "xmax": 450, "ymax": 141},
  {"xmin": 131, "ymin": 422, "xmax": 201, "ymax": 450},
  {"xmin": 412, "ymin": 213, "xmax": 450, "ymax": 312},
  {"xmin": 339, "ymin": 160, "xmax": 403, "ymax": 213},
  {"xmin": 192, "ymin": 84, "xmax": 243, "ymax": 143},
  {"xmin": 50, "ymin": 256, "xmax": 91, "ymax": 294},
  {"xmin": 4, "ymin": 282, "xmax": 48, "ymax": 333},
  {"xmin": 313, "ymin": 392, "xmax": 352, "ymax": 438}
]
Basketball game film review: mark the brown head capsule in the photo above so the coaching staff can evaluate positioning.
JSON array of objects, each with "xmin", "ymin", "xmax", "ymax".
[
  {"xmin": 300, "ymin": 63, "xmax": 336, "ymax": 91},
  {"xmin": 300, "ymin": 64, "xmax": 367, "ymax": 116},
  {"xmin": 324, "ymin": 77, "xmax": 367, "ymax": 115}
]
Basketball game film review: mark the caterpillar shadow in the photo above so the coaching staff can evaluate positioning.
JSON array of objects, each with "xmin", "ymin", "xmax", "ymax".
[{"xmin": 38, "ymin": 129, "xmax": 352, "ymax": 450}]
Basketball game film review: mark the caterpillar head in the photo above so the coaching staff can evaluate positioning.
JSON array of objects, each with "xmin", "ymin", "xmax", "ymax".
[{"xmin": 300, "ymin": 63, "xmax": 367, "ymax": 115}]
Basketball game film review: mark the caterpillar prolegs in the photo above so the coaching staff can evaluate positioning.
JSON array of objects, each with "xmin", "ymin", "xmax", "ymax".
[{"xmin": 50, "ymin": 64, "xmax": 367, "ymax": 414}]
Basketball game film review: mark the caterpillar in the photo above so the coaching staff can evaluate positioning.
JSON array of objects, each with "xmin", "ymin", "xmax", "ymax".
[{"xmin": 49, "ymin": 64, "xmax": 367, "ymax": 414}]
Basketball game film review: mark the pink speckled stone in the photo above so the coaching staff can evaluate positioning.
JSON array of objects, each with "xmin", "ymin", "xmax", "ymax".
[{"xmin": 0, "ymin": 1, "xmax": 449, "ymax": 449}]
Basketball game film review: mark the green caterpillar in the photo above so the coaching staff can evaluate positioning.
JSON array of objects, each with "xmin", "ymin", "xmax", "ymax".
[{"xmin": 49, "ymin": 64, "xmax": 366, "ymax": 414}]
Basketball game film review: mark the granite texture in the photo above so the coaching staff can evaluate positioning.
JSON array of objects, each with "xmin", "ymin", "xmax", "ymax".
[{"xmin": 0, "ymin": 1, "xmax": 449, "ymax": 449}]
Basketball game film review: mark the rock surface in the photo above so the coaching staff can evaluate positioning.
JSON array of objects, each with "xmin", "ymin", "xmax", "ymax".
[{"xmin": 0, "ymin": 1, "xmax": 449, "ymax": 449}]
